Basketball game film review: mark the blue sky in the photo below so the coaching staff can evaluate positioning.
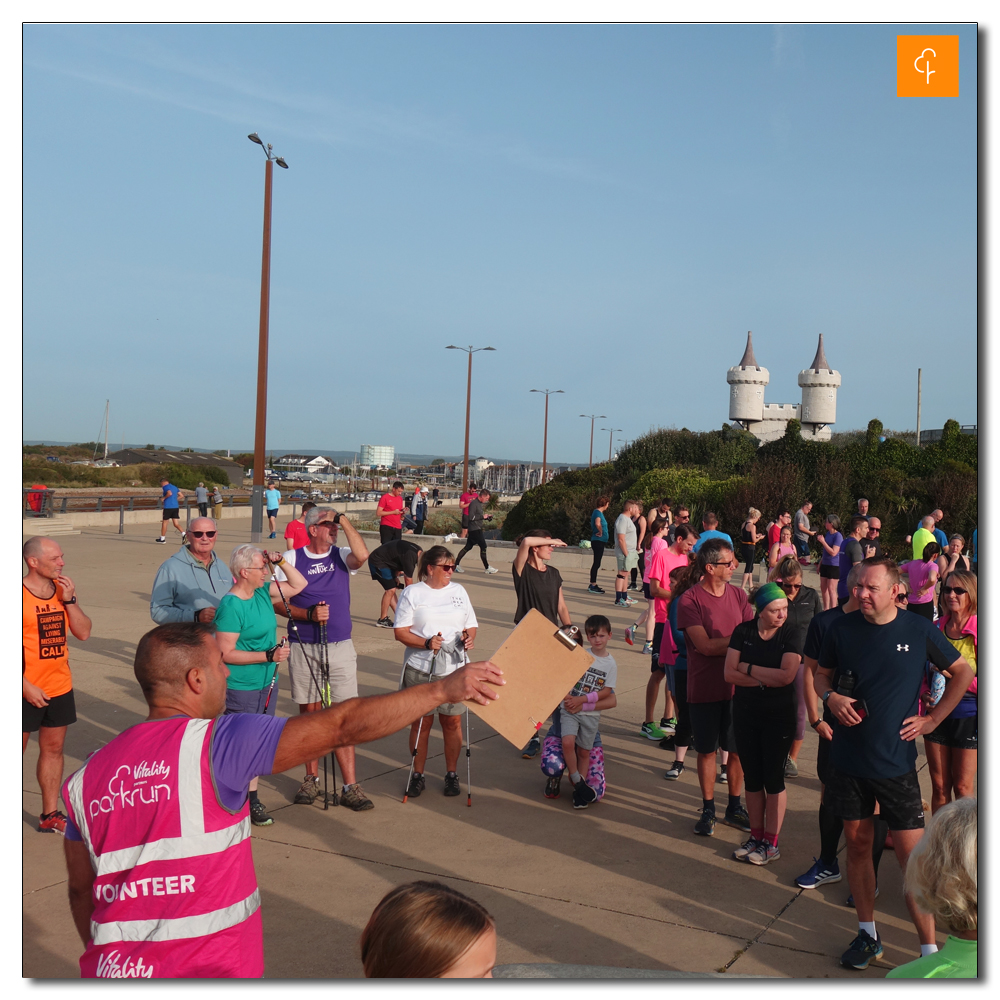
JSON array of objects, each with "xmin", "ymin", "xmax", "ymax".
[{"xmin": 23, "ymin": 23, "xmax": 978, "ymax": 464}]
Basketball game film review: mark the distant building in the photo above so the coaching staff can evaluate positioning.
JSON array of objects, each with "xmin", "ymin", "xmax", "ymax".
[
  {"xmin": 726, "ymin": 332, "xmax": 841, "ymax": 445},
  {"xmin": 106, "ymin": 448, "xmax": 244, "ymax": 486},
  {"xmin": 360, "ymin": 444, "xmax": 395, "ymax": 469},
  {"xmin": 274, "ymin": 454, "xmax": 335, "ymax": 476},
  {"xmin": 473, "ymin": 456, "xmax": 493, "ymax": 477}
]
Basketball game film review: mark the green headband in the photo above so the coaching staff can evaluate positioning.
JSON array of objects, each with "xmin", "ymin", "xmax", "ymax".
[{"xmin": 754, "ymin": 582, "xmax": 786, "ymax": 612}]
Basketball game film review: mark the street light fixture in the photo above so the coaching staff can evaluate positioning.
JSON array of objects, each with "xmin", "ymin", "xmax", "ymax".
[
  {"xmin": 248, "ymin": 132, "xmax": 289, "ymax": 541},
  {"xmin": 579, "ymin": 413, "xmax": 606, "ymax": 468},
  {"xmin": 445, "ymin": 345, "xmax": 496, "ymax": 492},
  {"xmin": 601, "ymin": 427, "xmax": 623, "ymax": 463},
  {"xmin": 530, "ymin": 389, "xmax": 564, "ymax": 486}
]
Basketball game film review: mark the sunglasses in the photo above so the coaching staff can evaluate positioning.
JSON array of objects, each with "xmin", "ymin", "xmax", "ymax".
[
  {"xmin": 433, "ymin": 564, "xmax": 457, "ymax": 572},
  {"xmin": 896, "ymin": 594, "xmax": 909, "ymax": 602},
  {"xmin": 942, "ymin": 586, "xmax": 968, "ymax": 596},
  {"xmin": 779, "ymin": 581, "xmax": 801, "ymax": 591},
  {"xmin": 189, "ymin": 530, "xmax": 217, "ymax": 538}
]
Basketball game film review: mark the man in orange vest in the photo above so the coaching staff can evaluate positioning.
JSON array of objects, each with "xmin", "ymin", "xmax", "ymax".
[{"xmin": 23, "ymin": 535, "xmax": 92, "ymax": 833}]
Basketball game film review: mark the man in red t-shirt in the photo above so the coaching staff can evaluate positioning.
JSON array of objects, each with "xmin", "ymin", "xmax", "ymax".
[
  {"xmin": 676, "ymin": 537, "xmax": 754, "ymax": 839},
  {"xmin": 459, "ymin": 482, "xmax": 478, "ymax": 539},
  {"xmin": 284, "ymin": 501, "xmax": 316, "ymax": 551},
  {"xmin": 376, "ymin": 482, "xmax": 405, "ymax": 545},
  {"xmin": 767, "ymin": 510, "xmax": 791, "ymax": 550}
]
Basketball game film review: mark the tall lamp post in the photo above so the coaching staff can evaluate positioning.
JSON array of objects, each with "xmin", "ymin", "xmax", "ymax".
[
  {"xmin": 601, "ymin": 427, "xmax": 622, "ymax": 463},
  {"xmin": 530, "ymin": 388, "xmax": 564, "ymax": 486},
  {"xmin": 446, "ymin": 344, "xmax": 496, "ymax": 492},
  {"xmin": 579, "ymin": 413, "xmax": 606, "ymax": 468},
  {"xmin": 247, "ymin": 132, "xmax": 288, "ymax": 542}
]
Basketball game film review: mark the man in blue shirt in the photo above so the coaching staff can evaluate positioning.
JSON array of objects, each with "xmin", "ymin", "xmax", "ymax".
[
  {"xmin": 156, "ymin": 478, "xmax": 185, "ymax": 544},
  {"xmin": 814, "ymin": 557, "xmax": 973, "ymax": 972},
  {"xmin": 265, "ymin": 482, "xmax": 282, "ymax": 539},
  {"xmin": 692, "ymin": 512, "xmax": 733, "ymax": 553}
]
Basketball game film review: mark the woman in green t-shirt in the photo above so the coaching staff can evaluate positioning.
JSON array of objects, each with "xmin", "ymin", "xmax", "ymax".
[{"xmin": 215, "ymin": 543, "xmax": 307, "ymax": 826}]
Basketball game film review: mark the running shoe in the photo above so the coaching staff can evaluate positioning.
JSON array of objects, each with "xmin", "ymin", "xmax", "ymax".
[
  {"xmin": 38, "ymin": 811, "xmax": 67, "ymax": 834},
  {"xmin": 642, "ymin": 641, "xmax": 654, "ymax": 655},
  {"xmin": 846, "ymin": 886, "xmax": 879, "ymax": 907},
  {"xmin": 660, "ymin": 717, "xmax": 677, "ymax": 735},
  {"xmin": 624, "ymin": 624, "xmax": 636, "ymax": 645},
  {"xmin": 663, "ymin": 761, "xmax": 685, "ymax": 780},
  {"xmin": 693, "ymin": 808, "xmax": 716, "ymax": 836},
  {"xmin": 484, "ymin": 566, "xmax": 499, "ymax": 574},
  {"xmin": 628, "ymin": 583, "xmax": 641, "ymax": 592},
  {"xmin": 719, "ymin": 764, "xmax": 728, "ymax": 783},
  {"xmin": 784, "ymin": 756, "xmax": 799, "ymax": 778},
  {"xmin": 375, "ymin": 616, "xmax": 394, "ymax": 628},
  {"xmin": 623, "ymin": 596, "xmax": 638, "ymax": 605},
  {"xmin": 795, "ymin": 858, "xmax": 842, "ymax": 889},
  {"xmin": 733, "ymin": 836, "xmax": 761, "ymax": 862},
  {"xmin": 155, "ymin": 537, "xmax": 166, "ymax": 544},
  {"xmin": 293, "ymin": 775, "xmax": 321, "ymax": 805},
  {"xmin": 443, "ymin": 772, "xmax": 461, "ymax": 797},
  {"xmin": 268, "ymin": 532, "xmax": 276, "ymax": 539},
  {"xmin": 658, "ymin": 735, "xmax": 676, "ymax": 751},
  {"xmin": 521, "ymin": 736, "xmax": 541, "ymax": 759},
  {"xmin": 249, "ymin": 799, "xmax": 274, "ymax": 827},
  {"xmin": 180, "ymin": 532, "xmax": 187, "ymax": 541},
  {"xmin": 406, "ymin": 773, "xmax": 425, "ymax": 798},
  {"xmin": 588, "ymin": 584, "xmax": 606, "ymax": 594},
  {"xmin": 572, "ymin": 780, "xmax": 598, "ymax": 809},
  {"xmin": 747, "ymin": 840, "xmax": 781, "ymax": 866},
  {"xmin": 640, "ymin": 721, "xmax": 667, "ymax": 740},
  {"xmin": 840, "ymin": 929, "xmax": 883, "ymax": 970},
  {"xmin": 544, "ymin": 775, "xmax": 562, "ymax": 799},
  {"xmin": 723, "ymin": 804, "xmax": 752, "ymax": 833},
  {"xmin": 454, "ymin": 565, "xmax": 465, "ymax": 573},
  {"xmin": 340, "ymin": 783, "xmax": 374, "ymax": 811}
]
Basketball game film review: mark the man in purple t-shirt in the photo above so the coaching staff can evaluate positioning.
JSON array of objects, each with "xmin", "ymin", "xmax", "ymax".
[
  {"xmin": 274, "ymin": 506, "xmax": 373, "ymax": 810},
  {"xmin": 676, "ymin": 538, "xmax": 754, "ymax": 838}
]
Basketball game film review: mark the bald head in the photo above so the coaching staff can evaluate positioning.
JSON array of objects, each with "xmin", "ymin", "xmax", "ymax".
[
  {"xmin": 921, "ymin": 516, "xmax": 935, "ymax": 530},
  {"xmin": 134, "ymin": 623, "xmax": 218, "ymax": 700},
  {"xmin": 23, "ymin": 536, "xmax": 65, "ymax": 580},
  {"xmin": 23, "ymin": 535, "xmax": 55, "ymax": 562}
]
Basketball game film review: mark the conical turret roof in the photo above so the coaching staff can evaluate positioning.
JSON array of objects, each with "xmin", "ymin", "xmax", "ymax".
[
  {"xmin": 737, "ymin": 331, "xmax": 760, "ymax": 370},
  {"xmin": 808, "ymin": 334, "xmax": 832, "ymax": 372}
]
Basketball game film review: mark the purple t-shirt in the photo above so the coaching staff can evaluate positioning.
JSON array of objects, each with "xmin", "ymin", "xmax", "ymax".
[
  {"xmin": 820, "ymin": 531, "xmax": 844, "ymax": 567},
  {"xmin": 277, "ymin": 545, "xmax": 357, "ymax": 643},
  {"xmin": 65, "ymin": 714, "xmax": 288, "ymax": 840}
]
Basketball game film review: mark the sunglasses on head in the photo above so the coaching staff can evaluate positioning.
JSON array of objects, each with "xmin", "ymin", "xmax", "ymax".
[
  {"xmin": 189, "ymin": 530, "xmax": 216, "ymax": 538},
  {"xmin": 942, "ymin": 586, "xmax": 968, "ymax": 596}
]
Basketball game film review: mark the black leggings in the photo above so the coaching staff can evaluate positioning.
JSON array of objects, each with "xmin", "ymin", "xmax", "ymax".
[
  {"xmin": 456, "ymin": 529, "xmax": 489, "ymax": 569},
  {"xmin": 590, "ymin": 541, "xmax": 606, "ymax": 584},
  {"xmin": 741, "ymin": 544, "xmax": 756, "ymax": 573},
  {"xmin": 673, "ymin": 668, "xmax": 692, "ymax": 749},
  {"xmin": 733, "ymin": 700, "xmax": 795, "ymax": 794},
  {"xmin": 908, "ymin": 600, "xmax": 935, "ymax": 620}
]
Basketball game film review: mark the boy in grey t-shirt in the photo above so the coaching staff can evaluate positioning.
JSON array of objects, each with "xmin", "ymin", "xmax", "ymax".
[{"xmin": 559, "ymin": 615, "xmax": 618, "ymax": 809}]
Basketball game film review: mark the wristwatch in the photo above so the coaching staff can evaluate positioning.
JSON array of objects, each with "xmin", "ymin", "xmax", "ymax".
[
  {"xmin": 64, "ymin": 596, "xmax": 77, "ymax": 605},
  {"xmin": 333, "ymin": 512, "xmax": 342, "ymax": 524},
  {"xmin": 822, "ymin": 690, "xmax": 833, "ymax": 704}
]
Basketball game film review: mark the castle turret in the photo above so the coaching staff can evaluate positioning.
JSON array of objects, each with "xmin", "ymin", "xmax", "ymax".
[
  {"xmin": 727, "ymin": 331, "xmax": 770, "ymax": 426},
  {"xmin": 798, "ymin": 334, "xmax": 841, "ymax": 433}
]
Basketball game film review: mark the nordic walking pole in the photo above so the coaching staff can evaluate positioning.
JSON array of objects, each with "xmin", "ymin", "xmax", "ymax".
[
  {"xmin": 319, "ymin": 620, "xmax": 338, "ymax": 808},
  {"xmin": 403, "ymin": 716, "xmax": 424, "ymax": 803},
  {"xmin": 463, "ymin": 644, "xmax": 472, "ymax": 807},
  {"xmin": 263, "ymin": 551, "xmax": 301, "ymax": 714}
]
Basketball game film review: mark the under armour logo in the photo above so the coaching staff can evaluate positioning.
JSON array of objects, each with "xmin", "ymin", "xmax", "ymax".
[
  {"xmin": 897, "ymin": 644, "xmax": 909, "ymax": 652},
  {"xmin": 914, "ymin": 48, "xmax": 936, "ymax": 84}
]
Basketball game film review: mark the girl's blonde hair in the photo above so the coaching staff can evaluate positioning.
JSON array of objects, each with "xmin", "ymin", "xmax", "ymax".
[{"xmin": 904, "ymin": 797, "xmax": 977, "ymax": 933}]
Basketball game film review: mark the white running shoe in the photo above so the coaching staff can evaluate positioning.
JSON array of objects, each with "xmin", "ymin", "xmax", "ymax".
[
  {"xmin": 454, "ymin": 565, "xmax": 465, "ymax": 573},
  {"xmin": 484, "ymin": 566, "xmax": 498, "ymax": 574}
]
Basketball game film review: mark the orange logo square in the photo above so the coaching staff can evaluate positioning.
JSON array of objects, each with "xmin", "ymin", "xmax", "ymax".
[{"xmin": 897, "ymin": 35, "xmax": 959, "ymax": 96}]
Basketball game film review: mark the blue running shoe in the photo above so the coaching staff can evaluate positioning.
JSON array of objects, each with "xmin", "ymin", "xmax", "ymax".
[{"xmin": 795, "ymin": 858, "xmax": 842, "ymax": 889}]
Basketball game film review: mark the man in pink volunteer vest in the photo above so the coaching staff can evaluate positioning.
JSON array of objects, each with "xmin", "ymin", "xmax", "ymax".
[{"xmin": 62, "ymin": 621, "xmax": 503, "ymax": 978}]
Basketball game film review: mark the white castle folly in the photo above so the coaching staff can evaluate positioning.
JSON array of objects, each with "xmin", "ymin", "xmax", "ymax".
[{"xmin": 726, "ymin": 332, "xmax": 841, "ymax": 444}]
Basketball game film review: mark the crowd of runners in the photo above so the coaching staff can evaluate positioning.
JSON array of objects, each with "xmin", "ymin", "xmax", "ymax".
[{"xmin": 21, "ymin": 481, "xmax": 977, "ymax": 978}]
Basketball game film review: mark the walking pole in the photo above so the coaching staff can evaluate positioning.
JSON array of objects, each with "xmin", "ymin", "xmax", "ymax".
[
  {"xmin": 403, "ymin": 716, "xmax": 424, "ymax": 803},
  {"xmin": 465, "ymin": 705, "xmax": 472, "ymax": 808},
  {"xmin": 319, "ymin": 620, "xmax": 338, "ymax": 807},
  {"xmin": 262, "ymin": 552, "xmax": 304, "ymax": 714}
]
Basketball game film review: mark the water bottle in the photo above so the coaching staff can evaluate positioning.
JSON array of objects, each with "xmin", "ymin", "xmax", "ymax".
[
  {"xmin": 928, "ymin": 671, "xmax": 946, "ymax": 707},
  {"xmin": 836, "ymin": 670, "xmax": 856, "ymax": 699}
]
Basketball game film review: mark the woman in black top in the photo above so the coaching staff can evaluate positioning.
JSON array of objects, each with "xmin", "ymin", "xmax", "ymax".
[
  {"xmin": 724, "ymin": 582, "xmax": 801, "ymax": 867},
  {"xmin": 512, "ymin": 530, "xmax": 574, "ymax": 759},
  {"xmin": 770, "ymin": 555, "xmax": 823, "ymax": 778},
  {"xmin": 740, "ymin": 507, "xmax": 764, "ymax": 592}
]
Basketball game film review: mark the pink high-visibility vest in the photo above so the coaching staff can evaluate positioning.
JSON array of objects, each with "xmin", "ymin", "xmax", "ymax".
[{"xmin": 62, "ymin": 717, "xmax": 262, "ymax": 979}]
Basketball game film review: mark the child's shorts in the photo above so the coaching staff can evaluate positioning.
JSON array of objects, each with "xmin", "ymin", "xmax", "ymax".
[{"xmin": 559, "ymin": 707, "xmax": 601, "ymax": 750}]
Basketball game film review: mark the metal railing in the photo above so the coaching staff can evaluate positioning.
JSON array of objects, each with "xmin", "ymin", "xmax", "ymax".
[{"xmin": 23, "ymin": 489, "xmax": 252, "ymax": 519}]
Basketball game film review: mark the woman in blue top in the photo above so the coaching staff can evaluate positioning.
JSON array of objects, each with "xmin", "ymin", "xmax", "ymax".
[
  {"xmin": 588, "ymin": 496, "xmax": 610, "ymax": 595},
  {"xmin": 817, "ymin": 514, "xmax": 843, "ymax": 610}
]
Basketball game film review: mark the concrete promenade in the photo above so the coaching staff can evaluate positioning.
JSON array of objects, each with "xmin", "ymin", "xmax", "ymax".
[{"xmin": 22, "ymin": 520, "xmax": 942, "ymax": 979}]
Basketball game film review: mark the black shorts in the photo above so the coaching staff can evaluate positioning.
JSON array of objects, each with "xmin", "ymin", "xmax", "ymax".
[
  {"xmin": 923, "ymin": 715, "xmax": 978, "ymax": 750},
  {"xmin": 162, "ymin": 508, "xmax": 181, "ymax": 521},
  {"xmin": 650, "ymin": 621, "xmax": 665, "ymax": 674},
  {"xmin": 688, "ymin": 699, "xmax": 737, "ymax": 755},
  {"xmin": 908, "ymin": 601, "xmax": 935, "ymax": 620},
  {"xmin": 642, "ymin": 582, "xmax": 651, "ymax": 600},
  {"xmin": 824, "ymin": 766, "xmax": 925, "ymax": 831},
  {"xmin": 819, "ymin": 564, "xmax": 840, "ymax": 580},
  {"xmin": 379, "ymin": 526, "xmax": 403, "ymax": 545},
  {"xmin": 370, "ymin": 564, "xmax": 399, "ymax": 591},
  {"xmin": 461, "ymin": 514, "xmax": 469, "ymax": 528},
  {"xmin": 267, "ymin": 508, "xmax": 279, "ymax": 518},
  {"xmin": 23, "ymin": 689, "xmax": 77, "ymax": 732}
]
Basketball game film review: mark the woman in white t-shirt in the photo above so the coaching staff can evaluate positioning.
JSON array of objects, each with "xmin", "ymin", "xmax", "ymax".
[{"xmin": 394, "ymin": 545, "xmax": 479, "ymax": 800}]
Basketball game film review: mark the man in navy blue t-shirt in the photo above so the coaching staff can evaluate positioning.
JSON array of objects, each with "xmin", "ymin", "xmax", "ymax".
[{"xmin": 815, "ymin": 557, "xmax": 973, "ymax": 971}]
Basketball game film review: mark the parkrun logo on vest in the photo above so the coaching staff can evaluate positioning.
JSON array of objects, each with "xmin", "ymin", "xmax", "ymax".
[
  {"xmin": 89, "ymin": 762, "xmax": 172, "ymax": 818},
  {"xmin": 96, "ymin": 951, "xmax": 155, "ymax": 979}
]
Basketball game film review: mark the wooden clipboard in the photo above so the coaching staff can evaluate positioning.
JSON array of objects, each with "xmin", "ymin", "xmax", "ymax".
[{"xmin": 465, "ymin": 608, "xmax": 594, "ymax": 748}]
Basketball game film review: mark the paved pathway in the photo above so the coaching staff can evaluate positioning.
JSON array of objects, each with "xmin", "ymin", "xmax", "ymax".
[{"xmin": 22, "ymin": 522, "xmax": 941, "ymax": 978}]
